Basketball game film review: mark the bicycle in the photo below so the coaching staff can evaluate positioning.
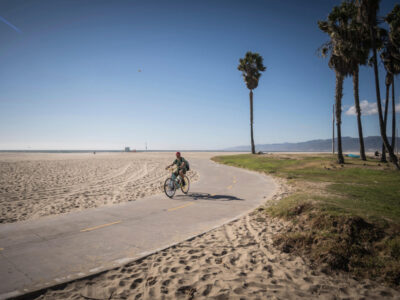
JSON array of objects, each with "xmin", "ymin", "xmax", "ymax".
[{"xmin": 164, "ymin": 167, "xmax": 190, "ymax": 198}]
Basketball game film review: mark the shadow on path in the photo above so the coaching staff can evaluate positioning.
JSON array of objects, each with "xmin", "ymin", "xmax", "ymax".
[{"xmin": 175, "ymin": 192, "xmax": 244, "ymax": 201}]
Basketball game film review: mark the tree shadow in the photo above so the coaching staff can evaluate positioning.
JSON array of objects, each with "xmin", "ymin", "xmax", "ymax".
[{"xmin": 175, "ymin": 192, "xmax": 244, "ymax": 201}]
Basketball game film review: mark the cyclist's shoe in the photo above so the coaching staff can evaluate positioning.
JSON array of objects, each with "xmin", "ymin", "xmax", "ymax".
[{"xmin": 182, "ymin": 179, "xmax": 186, "ymax": 187}]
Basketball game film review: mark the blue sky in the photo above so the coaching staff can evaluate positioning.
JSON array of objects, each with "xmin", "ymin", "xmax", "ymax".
[{"xmin": 0, "ymin": 0, "xmax": 399, "ymax": 150}]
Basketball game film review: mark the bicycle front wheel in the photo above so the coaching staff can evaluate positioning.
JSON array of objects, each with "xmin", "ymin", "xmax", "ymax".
[
  {"xmin": 180, "ymin": 176, "xmax": 190, "ymax": 194},
  {"xmin": 164, "ymin": 178, "xmax": 176, "ymax": 198}
]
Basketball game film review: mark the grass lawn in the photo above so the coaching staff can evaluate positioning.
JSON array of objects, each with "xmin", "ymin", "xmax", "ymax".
[{"xmin": 212, "ymin": 153, "xmax": 400, "ymax": 285}]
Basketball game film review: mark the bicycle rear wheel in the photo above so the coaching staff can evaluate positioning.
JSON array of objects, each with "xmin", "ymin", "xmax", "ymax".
[
  {"xmin": 164, "ymin": 178, "xmax": 176, "ymax": 198},
  {"xmin": 180, "ymin": 176, "xmax": 190, "ymax": 194}
]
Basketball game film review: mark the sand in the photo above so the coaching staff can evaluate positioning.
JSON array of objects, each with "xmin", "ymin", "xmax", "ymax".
[
  {"xmin": 0, "ymin": 152, "xmax": 198, "ymax": 223},
  {"xmin": 35, "ymin": 218, "xmax": 400, "ymax": 299},
  {"xmin": 34, "ymin": 176, "xmax": 400, "ymax": 300},
  {"xmin": 1, "ymin": 152, "xmax": 398, "ymax": 299}
]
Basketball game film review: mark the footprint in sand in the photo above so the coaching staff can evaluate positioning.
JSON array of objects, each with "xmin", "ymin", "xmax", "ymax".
[
  {"xmin": 202, "ymin": 284, "xmax": 213, "ymax": 296},
  {"xmin": 160, "ymin": 285, "xmax": 168, "ymax": 294},
  {"xmin": 176, "ymin": 286, "xmax": 196, "ymax": 299},
  {"xmin": 130, "ymin": 278, "xmax": 143, "ymax": 289},
  {"xmin": 162, "ymin": 279, "xmax": 170, "ymax": 286},
  {"xmin": 146, "ymin": 276, "xmax": 157, "ymax": 286},
  {"xmin": 201, "ymin": 273, "xmax": 211, "ymax": 281}
]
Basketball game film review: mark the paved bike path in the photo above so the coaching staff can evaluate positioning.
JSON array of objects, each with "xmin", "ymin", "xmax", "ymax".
[{"xmin": 0, "ymin": 157, "xmax": 276, "ymax": 299}]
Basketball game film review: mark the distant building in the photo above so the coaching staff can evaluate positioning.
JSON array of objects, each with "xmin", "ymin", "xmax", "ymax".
[{"xmin": 124, "ymin": 147, "xmax": 130, "ymax": 152}]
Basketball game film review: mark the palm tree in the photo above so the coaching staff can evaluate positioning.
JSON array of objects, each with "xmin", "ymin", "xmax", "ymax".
[
  {"xmin": 317, "ymin": 46, "xmax": 348, "ymax": 164},
  {"xmin": 380, "ymin": 71, "xmax": 392, "ymax": 162},
  {"xmin": 335, "ymin": 1, "xmax": 369, "ymax": 161},
  {"xmin": 380, "ymin": 38, "xmax": 400, "ymax": 162},
  {"xmin": 238, "ymin": 52, "xmax": 266, "ymax": 154},
  {"xmin": 379, "ymin": 30, "xmax": 400, "ymax": 161},
  {"xmin": 352, "ymin": 66, "xmax": 368, "ymax": 161},
  {"xmin": 356, "ymin": 0, "xmax": 400, "ymax": 169},
  {"xmin": 378, "ymin": 28, "xmax": 390, "ymax": 162},
  {"xmin": 386, "ymin": 5, "xmax": 400, "ymax": 151},
  {"xmin": 318, "ymin": 5, "xmax": 354, "ymax": 164}
]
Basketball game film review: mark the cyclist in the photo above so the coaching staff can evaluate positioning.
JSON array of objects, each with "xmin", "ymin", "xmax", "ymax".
[{"xmin": 166, "ymin": 152, "xmax": 189, "ymax": 186}]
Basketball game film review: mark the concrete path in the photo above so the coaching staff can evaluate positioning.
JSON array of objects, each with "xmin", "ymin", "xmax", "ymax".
[{"xmin": 0, "ymin": 157, "xmax": 276, "ymax": 299}]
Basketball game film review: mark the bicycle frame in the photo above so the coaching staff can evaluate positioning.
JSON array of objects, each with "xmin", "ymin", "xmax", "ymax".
[{"xmin": 167, "ymin": 167, "xmax": 181, "ymax": 185}]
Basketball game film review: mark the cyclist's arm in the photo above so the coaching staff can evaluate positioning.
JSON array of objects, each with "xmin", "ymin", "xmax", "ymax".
[{"xmin": 167, "ymin": 159, "xmax": 179, "ymax": 169}]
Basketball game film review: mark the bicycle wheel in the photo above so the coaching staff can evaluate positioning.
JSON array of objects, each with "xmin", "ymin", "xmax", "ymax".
[
  {"xmin": 180, "ymin": 175, "xmax": 190, "ymax": 194},
  {"xmin": 164, "ymin": 178, "xmax": 176, "ymax": 198}
]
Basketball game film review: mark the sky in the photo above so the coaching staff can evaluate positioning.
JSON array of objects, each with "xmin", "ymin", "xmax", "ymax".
[{"xmin": 0, "ymin": 0, "xmax": 399, "ymax": 150}]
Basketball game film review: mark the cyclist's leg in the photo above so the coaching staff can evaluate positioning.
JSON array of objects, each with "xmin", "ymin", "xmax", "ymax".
[{"xmin": 179, "ymin": 168, "xmax": 187, "ymax": 186}]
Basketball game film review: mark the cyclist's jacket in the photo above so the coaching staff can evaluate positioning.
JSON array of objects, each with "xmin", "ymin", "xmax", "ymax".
[{"xmin": 173, "ymin": 157, "xmax": 189, "ymax": 170}]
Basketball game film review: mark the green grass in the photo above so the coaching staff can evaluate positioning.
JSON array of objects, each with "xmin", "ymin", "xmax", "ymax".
[
  {"xmin": 212, "ymin": 153, "xmax": 400, "ymax": 284},
  {"xmin": 213, "ymin": 154, "xmax": 400, "ymax": 225}
]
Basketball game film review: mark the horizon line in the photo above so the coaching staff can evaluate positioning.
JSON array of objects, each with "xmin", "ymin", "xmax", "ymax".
[{"xmin": 1, "ymin": 135, "xmax": 398, "ymax": 152}]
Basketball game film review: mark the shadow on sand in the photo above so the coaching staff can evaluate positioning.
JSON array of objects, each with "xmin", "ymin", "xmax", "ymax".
[{"xmin": 175, "ymin": 192, "xmax": 243, "ymax": 201}]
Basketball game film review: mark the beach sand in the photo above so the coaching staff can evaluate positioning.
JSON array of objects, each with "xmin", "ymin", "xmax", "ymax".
[
  {"xmin": 35, "ymin": 217, "xmax": 400, "ymax": 299},
  {"xmin": 34, "ymin": 175, "xmax": 399, "ymax": 300},
  {"xmin": 1, "ymin": 152, "xmax": 398, "ymax": 299},
  {"xmin": 0, "ymin": 152, "xmax": 198, "ymax": 224}
]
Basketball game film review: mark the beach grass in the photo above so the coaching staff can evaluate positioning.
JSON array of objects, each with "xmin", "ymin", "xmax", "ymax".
[
  {"xmin": 212, "ymin": 153, "xmax": 400, "ymax": 284},
  {"xmin": 213, "ymin": 154, "xmax": 400, "ymax": 224}
]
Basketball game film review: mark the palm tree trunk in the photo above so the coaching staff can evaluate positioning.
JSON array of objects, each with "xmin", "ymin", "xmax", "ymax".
[
  {"xmin": 353, "ymin": 69, "xmax": 366, "ymax": 161},
  {"xmin": 381, "ymin": 143, "xmax": 386, "ymax": 162},
  {"xmin": 250, "ymin": 90, "xmax": 255, "ymax": 154},
  {"xmin": 392, "ymin": 78, "xmax": 396, "ymax": 149},
  {"xmin": 370, "ymin": 28, "xmax": 399, "ymax": 169},
  {"xmin": 335, "ymin": 72, "xmax": 344, "ymax": 164},
  {"xmin": 381, "ymin": 80, "xmax": 390, "ymax": 163}
]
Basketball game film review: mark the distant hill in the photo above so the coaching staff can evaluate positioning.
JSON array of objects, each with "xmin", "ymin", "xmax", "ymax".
[{"xmin": 225, "ymin": 136, "xmax": 400, "ymax": 152}]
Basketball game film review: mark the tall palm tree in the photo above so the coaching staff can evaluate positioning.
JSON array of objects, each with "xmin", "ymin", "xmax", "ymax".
[
  {"xmin": 318, "ymin": 5, "xmax": 354, "ymax": 164},
  {"xmin": 379, "ymin": 30, "xmax": 400, "ymax": 161},
  {"xmin": 380, "ymin": 72, "xmax": 392, "ymax": 162},
  {"xmin": 378, "ymin": 28, "xmax": 390, "ymax": 162},
  {"xmin": 356, "ymin": 0, "xmax": 400, "ymax": 169},
  {"xmin": 386, "ymin": 5, "xmax": 400, "ymax": 151},
  {"xmin": 238, "ymin": 52, "xmax": 266, "ymax": 154},
  {"xmin": 334, "ymin": 1, "xmax": 369, "ymax": 161}
]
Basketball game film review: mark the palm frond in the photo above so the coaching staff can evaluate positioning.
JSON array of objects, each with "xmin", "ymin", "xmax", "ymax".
[{"xmin": 238, "ymin": 51, "xmax": 267, "ymax": 90}]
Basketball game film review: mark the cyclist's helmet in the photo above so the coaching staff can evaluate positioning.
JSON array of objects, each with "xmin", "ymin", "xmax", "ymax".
[{"xmin": 176, "ymin": 152, "xmax": 181, "ymax": 156}]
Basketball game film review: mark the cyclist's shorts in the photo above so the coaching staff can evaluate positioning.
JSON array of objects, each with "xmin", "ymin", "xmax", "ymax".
[{"xmin": 174, "ymin": 168, "xmax": 187, "ymax": 176}]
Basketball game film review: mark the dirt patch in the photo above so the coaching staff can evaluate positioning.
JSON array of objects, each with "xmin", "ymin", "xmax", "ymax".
[
  {"xmin": 292, "ymin": 180, "xmax": 333, "ymax": 197},
  {"xmin": 272, "ymin": 207, "xmax": 400, "ymax": 286}
]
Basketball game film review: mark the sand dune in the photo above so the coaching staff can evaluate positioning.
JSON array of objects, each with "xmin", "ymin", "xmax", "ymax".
[{"xmin": 0, "ymin": 152, "xmax": 198, "ymax": 223}]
